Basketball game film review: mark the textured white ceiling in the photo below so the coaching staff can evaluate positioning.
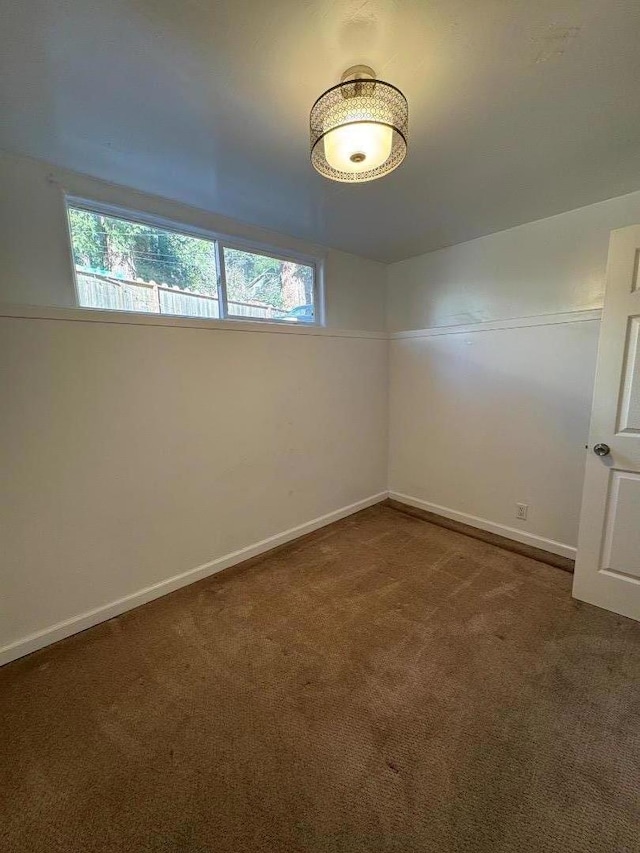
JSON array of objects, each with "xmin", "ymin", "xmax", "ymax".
[{"xmin": 2, "ymin": 0, "xmax": 640, "ymax": 262}]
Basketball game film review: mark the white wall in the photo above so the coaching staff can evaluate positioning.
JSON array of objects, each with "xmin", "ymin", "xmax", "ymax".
[
  {"xmin": 0, "ymin": 310, "xmax": 388, "ymax": 663},
  {"xmin": 0, "ymin": 150, "xmax": 389, "ymax": 664},
  {"xmin": 387, "ymin": 189, "xmax": 640, "ymax": 331},
  {"xmin": 385, "ymin": 193, "xmax": 640, "ymax": 556},
  {"xmin": 389, "ymin": 317, "xmax": 600, "ymax": 556},
  {"xmin": 0, "ymin": 151, "xmax": 387, "ymax": 332}
]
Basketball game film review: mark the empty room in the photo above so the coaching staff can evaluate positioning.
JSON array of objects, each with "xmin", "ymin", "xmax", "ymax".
[{"xmin": 2, "ymin": 1, "xmax": 640, "ymax": 851}]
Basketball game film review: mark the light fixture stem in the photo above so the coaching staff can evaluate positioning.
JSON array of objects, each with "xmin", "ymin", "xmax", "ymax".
[{"xmin": 340, "ymin": 65, "xmax": 376, "ymax": 84}]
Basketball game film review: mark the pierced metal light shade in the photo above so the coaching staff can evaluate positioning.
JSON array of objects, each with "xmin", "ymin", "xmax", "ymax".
[{"xmin": 310, "ymin": 66, "xmax": 408, "ymax": 183}]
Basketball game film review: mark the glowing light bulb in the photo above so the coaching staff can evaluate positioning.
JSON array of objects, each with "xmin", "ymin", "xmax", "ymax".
[{"xmin": 323, "ymin": 96, "xmax": 393, "ymax": 174}]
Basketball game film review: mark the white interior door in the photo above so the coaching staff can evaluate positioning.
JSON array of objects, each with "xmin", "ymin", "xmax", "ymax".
[{"xmin": 573, "ymin": 225, "xmax": 640, "ymax": 620}]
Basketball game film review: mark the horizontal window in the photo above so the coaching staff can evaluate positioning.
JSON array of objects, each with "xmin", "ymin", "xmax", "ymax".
[{"xmin": 66, "ymin": 204, "xmax": 319, "ymax": 325}]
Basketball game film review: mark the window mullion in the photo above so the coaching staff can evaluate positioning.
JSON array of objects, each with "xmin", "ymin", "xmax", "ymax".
[{"xmin": 215, "ymin": 241, "xmax": 229, "ymax": 320}]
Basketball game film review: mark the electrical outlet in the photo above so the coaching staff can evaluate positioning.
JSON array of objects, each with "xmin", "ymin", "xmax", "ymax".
[{"xmin": 516, "ymin": 503, "xmax": 528, "ymax": 521}]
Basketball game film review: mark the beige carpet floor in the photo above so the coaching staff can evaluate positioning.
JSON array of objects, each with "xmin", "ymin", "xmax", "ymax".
[{"xmin": 2, "ymin": 505, "xmax": 640, "ymax": 853}]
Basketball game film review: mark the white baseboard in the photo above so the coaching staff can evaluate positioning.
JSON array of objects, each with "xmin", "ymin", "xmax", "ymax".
[
  {"xmin": 0, "ymin": 492, "xmax": 387, "ymax": 667},
  {"xmin": 388, "ymin": 491, "xmax": 576, "ymax": 560}
]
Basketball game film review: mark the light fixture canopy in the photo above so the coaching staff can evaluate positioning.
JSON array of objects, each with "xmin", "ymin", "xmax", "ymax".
[{"xmin": 310, "ymin": 65, "xmax": 408, "ymax": 183}]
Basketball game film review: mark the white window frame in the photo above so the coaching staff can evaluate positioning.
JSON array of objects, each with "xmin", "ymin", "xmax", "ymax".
[{"xmin": 65, "ymin": 196, "xmax": 325, "ymax": 327}]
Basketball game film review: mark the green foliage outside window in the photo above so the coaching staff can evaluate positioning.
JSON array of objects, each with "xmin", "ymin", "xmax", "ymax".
[{"xmin": 69, "ymin": 208, "xmax": 216, "ymax": 293}]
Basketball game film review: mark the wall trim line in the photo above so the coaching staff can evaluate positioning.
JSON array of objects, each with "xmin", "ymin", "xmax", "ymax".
[
  {"xmin": 0, "ymin": 305, "xmax": 602, "ymax": 341},
  {"xmin": 391, "ymin": 309, "xmax": 602, "ymax": 339},
  {"xmin": 0, "ymin": 492, "xmax": 388, "ymax": 667},
  {"xmin": 388, "ymin": 491, "xmax": 577, "ymax": 560},
  {"xmin": 0, "ymin": 303, "xmax": 387, "ymax": 340}
]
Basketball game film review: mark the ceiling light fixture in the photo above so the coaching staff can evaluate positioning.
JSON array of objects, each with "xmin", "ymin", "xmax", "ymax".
[{"xmin": 310, "ymin": 65, "xmax": 408, "ymax": 183}]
